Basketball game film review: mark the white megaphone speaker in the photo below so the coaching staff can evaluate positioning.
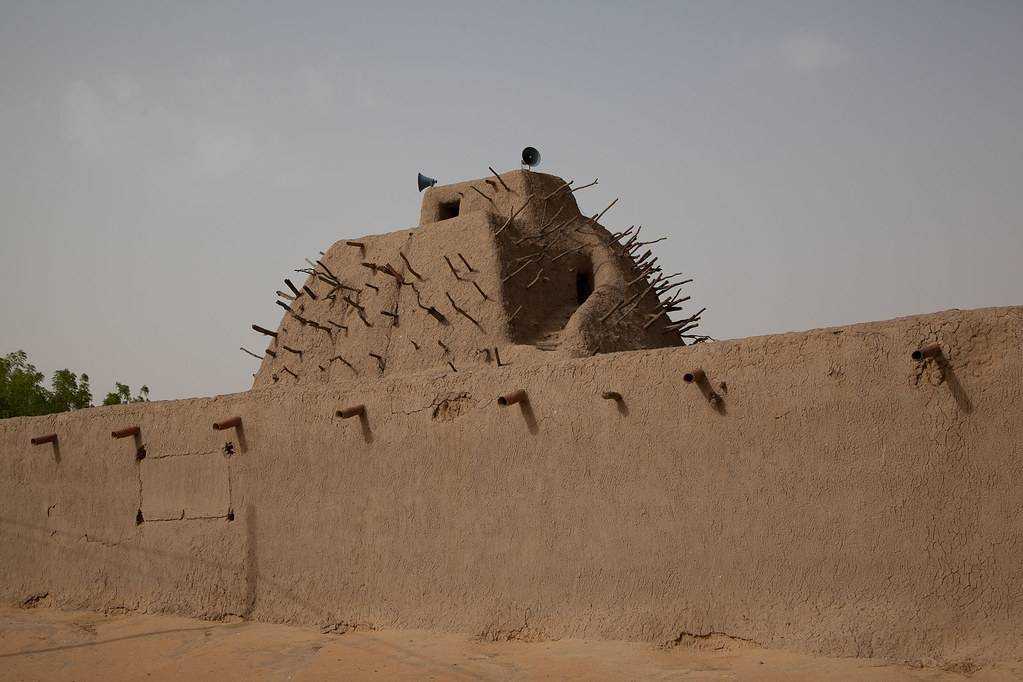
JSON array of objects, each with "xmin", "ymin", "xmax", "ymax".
[{"xmin": 417, "ymin": 173, "xmax": 438, "ymax": 192}]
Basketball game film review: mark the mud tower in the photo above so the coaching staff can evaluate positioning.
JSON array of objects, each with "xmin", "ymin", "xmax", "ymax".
[{"xmin": 251, "ymin": 169, "xmax": 704, "ymax": 386}]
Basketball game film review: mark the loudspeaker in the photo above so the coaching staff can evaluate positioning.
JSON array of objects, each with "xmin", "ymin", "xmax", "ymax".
[
  {"xmin": 417, "ymin": 173, "xmax": 438, "ymax": 192},
  {"xmin": 521, "ymin": 146, "xmax": 541, "ymax": 168}
]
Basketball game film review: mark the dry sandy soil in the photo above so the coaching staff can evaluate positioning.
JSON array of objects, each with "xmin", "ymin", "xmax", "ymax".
[{"xmin": 0, "ymin": 607, "xmax": 1019, "ymax": 681}]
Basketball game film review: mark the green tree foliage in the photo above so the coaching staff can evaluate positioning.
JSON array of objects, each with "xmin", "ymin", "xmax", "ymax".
[
  {"xmin": 102, "ymin": 382, "xmax": 150, "ymax": 406},
  {"xmin": 50, "ymin": 368, "xmax": 93, "ymax": 412},
  {"xmin": 0, "ymin": 351, "xmax": 51, "ymax": 418},
  {"xmin": 0, "ymin": 350, "xmax": 150, "ymax": 418}
]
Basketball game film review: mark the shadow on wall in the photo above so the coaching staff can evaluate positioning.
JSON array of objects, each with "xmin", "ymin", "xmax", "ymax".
[
  {"xmin": 0, "ymin": 513, "xmax": 324, "ymax": 626},
  {"xmin": 0, "ymin": 510, "xmax": 472, "ymax": 674},
  {"xmin": 937, "ymin": 357, "xmax": 973, "ymax": 414},
  {"xmin": 0, "ymin": 624, "xmax": 226, "ymax": 659},
  {"xmin": 244, "ymin": 505, "xmax": 257, "ymax": 618}
]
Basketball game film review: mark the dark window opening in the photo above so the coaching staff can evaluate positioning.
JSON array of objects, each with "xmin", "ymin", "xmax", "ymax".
[
  {"xmin": 576, "ymin": 270, "xmax": 594, "ymax": 305},
  {"xmin": 437, "ymin": 199, "xmax": 460, "ymax": 221}
]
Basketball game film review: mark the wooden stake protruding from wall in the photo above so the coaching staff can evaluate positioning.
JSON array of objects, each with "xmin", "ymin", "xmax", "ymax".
[
  {"xmin": 470, "ymin": 184, "xmax": 496, "ymax": 205},
  {"xmin": 489, "ymin": 166, "xmax": 512, "ymax": 192},
  {"xmin": 31, "ymin": 434, "xmax": 57, "ymax": 446},
  {"xmin": 336, "ymin": 405, "xmax": 365, "ymax": 419},
  {"xmin": 495, "ymin": 195, "xmax": 534, "ymax": 235},
  {"xmin": 111, "ymin": 426, "xmax": 140, "ymax": 439},
  {"xmin": 682, "ymin": 369, "xmax": 705, "ymax": 384},
  {"xmin": 912, "ymin": 344, "xmax": 942, "ymax": 362},
  {"xmin": 213, "ymin": 416, "xmax": 242, "ymax": 431},
  {"xmin": 399, "ymin": 252, "xmax": 423, "ymax": 280},
  {"xmin": 497, "ymin": 390, "xmax": 528, "ymax": 407},
  {"xmin": 683, "ymin": 369, "xmax": 722, "ymax": 407}
]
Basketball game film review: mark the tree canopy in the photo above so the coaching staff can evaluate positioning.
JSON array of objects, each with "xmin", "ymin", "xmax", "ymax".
[
  {"xmin": 102, "ymin": 382, "xmax": 150, "ymax": 406},
  {"xmin": 0, "ymin": 350, "xmax": 149, "ymax": 418}
]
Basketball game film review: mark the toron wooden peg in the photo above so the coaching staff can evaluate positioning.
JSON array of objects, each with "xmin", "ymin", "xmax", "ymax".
[
  {"xmin": 213, "ymin": 417, "xmax": 242, "ymax": 431},
  {"xmin": 495, "ymin": 195, "xmax": 533, "ymax": 235},
  {"xmin": 399, "ymin": 252, "xmax": 423, "ymax": 280},
  {"xmin": 111, "ymin": 426, "xmax": 140, "ymax": 439},
  {"xmin": 912, "ymin": 344, "xmax": 942, "ymax": 362},
  {"xmin": 571, "ymin": 178, "xmax": 599, "ymax": 193},
  {"xmin": 497, "ymin": 390, "xmax": 528, "ymax": 406},
  {"xmin": 683, "ymin": 369, "xmax": 722, "ymax": 407},
  {"xmin": 336, "ymin": 405, "xmax": 365, "ymax": 419},
  {"xmin": 470, "ymin": 184, "xmax": 496, "ymax": 205},
  {"xmin": 489, "ymin": 166, "xmax": 512, "ymax": 192},
  {"xmin": 31, "ymin": 434, "xmax": 58, "ymax": 446},
  {"xmin": 443, "ymin": 255, "xmax": 462, "ymax": 279},
  {"xmin": 330, "ymin": 354, "xmax": 354, "ymax": 369},
  {"xmin": 682, "ymin": 369, "xmax": 705, "ymax": 384}
]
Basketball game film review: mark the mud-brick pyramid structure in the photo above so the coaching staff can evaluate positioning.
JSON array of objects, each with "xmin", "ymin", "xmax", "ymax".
[
  {"xmin": 252, "ymin": 169, "xmax": 701, "ymax": 386},
  {"xmin": 2, "ymin": 165, "xmax": 1022, "ymax": 670}
]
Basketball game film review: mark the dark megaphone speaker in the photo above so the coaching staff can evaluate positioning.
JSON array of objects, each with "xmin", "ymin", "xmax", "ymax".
[
  {"xmin": 521, "ymin": 146, "xmax": 541, "ymax": 168},
  {"xmin": 417, "ymin": 173, "xmax": 438, "ymax": 192}
]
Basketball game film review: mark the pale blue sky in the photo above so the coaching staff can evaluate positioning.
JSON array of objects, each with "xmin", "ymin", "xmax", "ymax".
[{"xmin": 1, "ymin": 1, "xmax": 1021, "ymax": 399}]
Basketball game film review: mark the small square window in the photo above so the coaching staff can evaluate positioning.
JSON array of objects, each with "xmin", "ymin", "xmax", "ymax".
[{"xmin": 437, "ymin": 199, "xmax": 460, "ymax": 221}]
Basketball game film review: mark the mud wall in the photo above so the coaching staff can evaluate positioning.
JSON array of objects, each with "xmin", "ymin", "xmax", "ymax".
[{"xmin": 2, "ymin": 306, "xmax": 1022, "ymax": 666}]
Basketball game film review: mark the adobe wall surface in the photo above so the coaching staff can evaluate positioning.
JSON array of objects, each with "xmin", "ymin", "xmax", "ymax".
[{"xmin": 2, "ymin": 305, "xmax": 1022, "ymax": 667}]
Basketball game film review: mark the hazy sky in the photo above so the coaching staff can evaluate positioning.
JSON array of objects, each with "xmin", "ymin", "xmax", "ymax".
[{"xmin": 1, "ymin": 1, "xmax": 1021, "ymax": 400}]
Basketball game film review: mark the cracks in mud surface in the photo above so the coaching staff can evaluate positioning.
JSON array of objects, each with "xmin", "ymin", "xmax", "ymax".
[
  {"xmin": 387, "ymin": 390, "xmax": 478, "ymax": 422},
  {"xmin": 83, "ymin": 534, "xmax": 121, "ymax": 548},
  {"xmin": 662, "ymin": 630, "xmax": 760, "ymax": 651},
  {"xmin": 320, "ymin": 620, "xmax": 376, "ymax": 636},
  {"xmin": 143, "ymin": 512, "xmax": 233, "ymax": 523},
  {"xmin": 146, "ymin": 449, "xmax": 218, "ymax": 460}
]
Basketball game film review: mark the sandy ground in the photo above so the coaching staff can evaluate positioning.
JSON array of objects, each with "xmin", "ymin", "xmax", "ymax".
[{"xmin": 0, "ymin": 606, "xmax": 1019, "ymax": 681}]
